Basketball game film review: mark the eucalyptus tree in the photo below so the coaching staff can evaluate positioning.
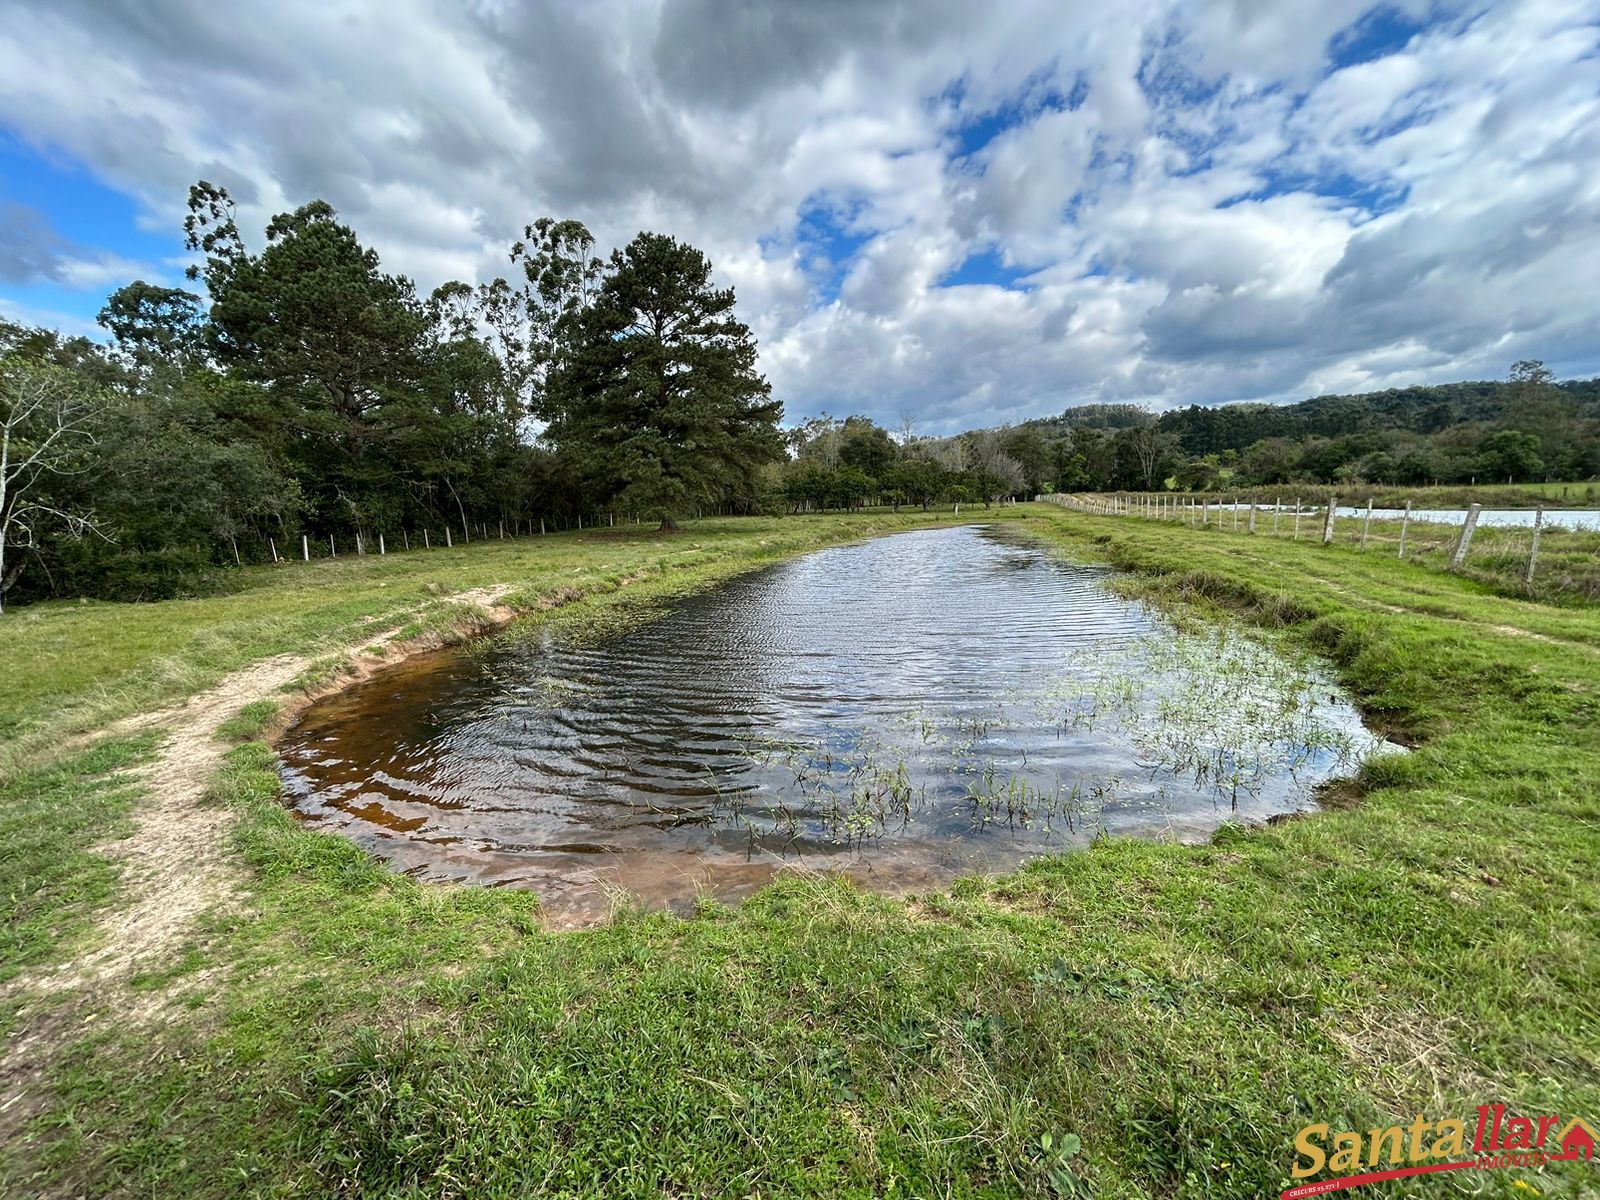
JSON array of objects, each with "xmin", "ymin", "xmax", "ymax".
[
  {"xmin": 478, "ymin": 218, "xmax": 605, "ymax": 423},
  {"xmin": 0, "ymin": 354, "xmax": 108, "ymax": 611}
]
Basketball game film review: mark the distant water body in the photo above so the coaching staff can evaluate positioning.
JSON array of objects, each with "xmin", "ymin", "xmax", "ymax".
[{"xmin": 1227, "ymin": 504, "xmax": 1600, "ymax": 531}]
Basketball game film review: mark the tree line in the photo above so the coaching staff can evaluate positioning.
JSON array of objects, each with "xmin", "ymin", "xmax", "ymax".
[
  {"xmin": 0, "ymin": 186, "xmax": 781, "ymax": 609},
  {"xmin": 1018, "ymin": 364, "xmax": 1600, "ymax": 492},
  {"xmin": 4, "ymin": 179, "xmax": 1597, "ymax": 611},
  {"xmin": 770, "ymin": 360, "xmax": 1600, "ymax": 512}
]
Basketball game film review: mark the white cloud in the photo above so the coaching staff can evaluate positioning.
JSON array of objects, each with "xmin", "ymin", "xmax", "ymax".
[{"xmin": 0, "ymin": 0, "xmax": 1597, "ymax": 431}]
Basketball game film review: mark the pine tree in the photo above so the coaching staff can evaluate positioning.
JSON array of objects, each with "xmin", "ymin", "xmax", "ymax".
[{"xmin": 542, "ymin": 233, "xmax": 782, "ymax": 529}]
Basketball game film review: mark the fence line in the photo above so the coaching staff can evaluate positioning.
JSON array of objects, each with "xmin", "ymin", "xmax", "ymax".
[
  {"xmin": 103, "ymin": 508, "xmax": 688, "ymax": 578},
  {"xmin": 1039, "ymin": 492, "xmax": 1573, "ymax": 590}
]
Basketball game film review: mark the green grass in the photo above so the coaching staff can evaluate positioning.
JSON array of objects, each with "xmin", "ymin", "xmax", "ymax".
[
  {"xmin": 0, "ymin": 736, "xmax": 158, "ymax": 992},
  {"xmin": 3, "ymin": 505, "xmax": 1598, "ymax": 1198},
  {"xmin": 1068, "ymin": 494, "xmax": 1600, "ymax": 602}
]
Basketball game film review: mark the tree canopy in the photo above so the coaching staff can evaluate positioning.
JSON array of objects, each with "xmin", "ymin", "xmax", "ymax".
[{"xmin": 0, "ymin": 184, "xmax": 785, "ymax": 607}]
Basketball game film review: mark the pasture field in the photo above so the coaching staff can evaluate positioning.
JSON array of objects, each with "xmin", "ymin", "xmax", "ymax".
[{"xmin": 1, "ymin": 503, "xmax": 1596, "ymax": 1198}]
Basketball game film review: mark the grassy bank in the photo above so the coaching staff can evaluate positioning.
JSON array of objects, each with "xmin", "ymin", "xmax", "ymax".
[
  {"xmin": 3, "ymin": 505, "xmax": 1598, "ymax": 1198},
  {"xmin": 1065, "ymin": 493, "xmax": 1600, "ymax": 602}
]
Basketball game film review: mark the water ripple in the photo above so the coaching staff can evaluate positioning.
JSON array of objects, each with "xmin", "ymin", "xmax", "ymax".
[{"xmin": 279, "ymin": 524, "xmax": 1384, "ymax": 921}]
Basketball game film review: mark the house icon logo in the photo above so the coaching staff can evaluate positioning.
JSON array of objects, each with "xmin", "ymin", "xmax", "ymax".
[{"xmin": 1559, "ymin": 1117, "xmax": 1597, "ymax": 1161}]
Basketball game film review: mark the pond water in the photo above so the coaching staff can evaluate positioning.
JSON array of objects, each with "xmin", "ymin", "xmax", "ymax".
[
  {"xmin": 1338, "ymin": 507, "xmax": 1600, "ymax": 530},
  {"xmin": 1222, "ymin": 503, "xmax": 1600, "ymax": 531},
  {"xmin": 279, "ymin": 525, "xmax": 1387, "ymax": 922}
]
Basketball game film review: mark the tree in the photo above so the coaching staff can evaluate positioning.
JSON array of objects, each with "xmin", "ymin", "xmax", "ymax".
[
  {"xmin": 189, "ymin": 188, "xmax": 432, "ymax": 530},
  {"xmin": 839, "ymin": 417, "xmax": 897, "ymax": 480},
  {"xmin": 967, "ymin": 431, "xmax": 1026, "ymax": 502},
  {"xmin": 1503, "ymin": 359, "xmax": 1579, "ymax": 479},
  {"xmin": 883, "ymin": 458, "xmax": 945, "ymax": 511},
  {"xmin": 792, "ymin": 415, "xmax": 843, "ymax": 469},
  {"xmin": 1126, "ymin": 419, "xmax": 1175, "ymax": 490},
  {"xmin": 477, "ymin": 218, "xmax": 604, "ymax": 420},
  {"xmin": 1478, "ymin": 430, "xmax": 1543, "ymax": 482},
  {"xmin": 1238, "ymin": 437, "xmax": 1301, "ymax": 485},
  {"xmin": 99, "ymin": 281, "xmax": 206, "ymax": 367},
  {"xmin": 542, "ymin": 233, "xmax": 783, "ymax": 530},
  {"xmin": 1000, "ymin": 426, "xmax": 1052, "ymax": 493},
  {"xmin": 0, "ymin": 356, "xmax": 108, "ymax": 611}
]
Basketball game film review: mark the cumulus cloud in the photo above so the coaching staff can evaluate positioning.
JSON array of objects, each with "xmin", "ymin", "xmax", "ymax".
[{"xmin": 0, "ymin": 0, "xmax": 1596, "ymax": 431}]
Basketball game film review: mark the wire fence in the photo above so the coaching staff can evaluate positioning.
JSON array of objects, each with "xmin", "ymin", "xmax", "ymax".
[
  {"xmin": 166, "ymin": 506, "xmax": 734, "ymax": 571},
  {"xmin": 1040, "ymin": 492, "xmax": 1600, "ymax": 602}
]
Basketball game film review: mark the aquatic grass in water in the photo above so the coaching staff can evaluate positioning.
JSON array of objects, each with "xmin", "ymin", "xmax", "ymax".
[
  {"xmin": 717, "ymin": 625, "xmax": 1383, "ymax": 849},
  {"xmin": 1051, "ymin": 627, "xmax": 1379, "ymax": 806}
]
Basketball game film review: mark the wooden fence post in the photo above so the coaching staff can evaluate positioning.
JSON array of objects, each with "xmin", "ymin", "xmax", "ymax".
[
  {"xmin": 1524, "ymin": 505, "xmax": 1544, "ymax": 584},
  {"xmin": 1272, "ymin": 497, "xmax": 1280, "ymax": 535},
  {"xmin": 1321, "ymin": 496, "xmax": 1339, "ymax": 545},
  {"xmin": 1293, "ymin": 499, "xmax": 1302, "ymax": 541},
  {"xmin": 1360, "ymin": 498, "xmax": 1374, "ymax": 550},
  {"xmin": 329, "ymin": 535, "xmax": 336, "ymax": 557},
  {"xmin": 1397, "ymin": 500, "xmax": 1412, "ymax": 558},
  {"xmin": 1247, "ymin": 502, "xmax": 1257, "ymax": 533},
  {"xmin": 1450, "ymin": 503, "xmax": 1483, "ymax": 569}
]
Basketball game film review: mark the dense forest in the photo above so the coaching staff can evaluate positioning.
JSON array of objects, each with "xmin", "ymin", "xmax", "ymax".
[
  {"xmin": 3, "ymin": 183, "xmax": 1598, "ymax": 610},
  {"xmin": 1014, "ymin": 372, "xmax": 1600, "ymax": 491}
]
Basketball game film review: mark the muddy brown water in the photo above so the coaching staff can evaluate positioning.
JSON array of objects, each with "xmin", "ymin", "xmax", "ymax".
[{"xmin": 280, "ymin": 525, "xmax": 1384, "ymax": 923}]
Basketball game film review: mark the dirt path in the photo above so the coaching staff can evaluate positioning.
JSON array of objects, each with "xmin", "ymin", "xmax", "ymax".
[
  {"xmin": 22, "ymin": 583, "xmax": 519, "ymax": 996},
  {"xmin": 1, "ymin": 587, "xmax": 520, "ymax": 1151},
  {"xmin": 74, "ymin": 653, "xmax": 311, "ymax": 986}
]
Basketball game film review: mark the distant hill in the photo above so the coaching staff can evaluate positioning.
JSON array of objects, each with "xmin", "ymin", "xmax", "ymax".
[{"xmin": 1022, "ymin": 377, "xmax": 1600, "ymax": 455}]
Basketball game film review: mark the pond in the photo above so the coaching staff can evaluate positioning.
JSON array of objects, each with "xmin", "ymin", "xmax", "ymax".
[{"xmin": 279, "ymin": 525, "xmax": 1388, "ymax": 923}]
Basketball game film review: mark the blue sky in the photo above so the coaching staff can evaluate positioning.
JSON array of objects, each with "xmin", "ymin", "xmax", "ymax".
[
  {"xmin": 0, "ymin": 135, "xmax": 185, "ymax": 333},
  {"xmin": 2, "ymin": 0, "xmax": 1598, "ymax": 432}
]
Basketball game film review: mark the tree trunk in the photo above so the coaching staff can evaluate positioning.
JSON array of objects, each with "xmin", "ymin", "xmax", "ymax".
[
  {"xmin": 658, "ymin": 513, "xmax": 680, "ymax": 533},
  {"xmin": 445, "ymin": 478, "xmax": 470, "ymax": 543}
]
